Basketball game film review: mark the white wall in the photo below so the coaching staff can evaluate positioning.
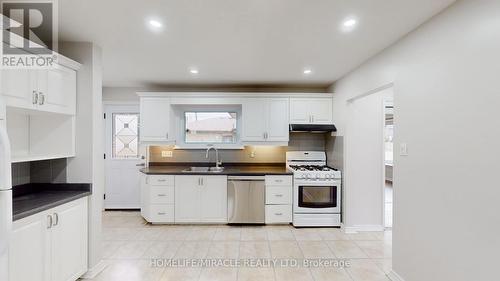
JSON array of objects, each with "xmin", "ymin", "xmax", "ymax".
[
  {"xmin": 60, "ymin": 42, "xmax": 104, "ymax": 275},
  {"xmin": 332, "ymin": 1, "xmax": 500, "ymax": 280},
  {"xmin": 103, "ymin": 87, "xmax": 139, "ymax": 102}
]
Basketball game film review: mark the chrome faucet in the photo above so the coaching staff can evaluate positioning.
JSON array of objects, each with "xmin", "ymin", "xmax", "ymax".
[{"xmin": 206, "ymin": 147, "xmax": 222, "ymax": 169}]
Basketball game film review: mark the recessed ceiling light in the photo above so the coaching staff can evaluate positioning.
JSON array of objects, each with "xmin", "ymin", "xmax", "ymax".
[
  {"xmin": 189, "ymin": 68, "xmax": 199, "ymax": 74},
  {"xmin": 149, "ymin": 20, "xmax": 162, "ymax": 28},
  {"xmin": 303, "ymin": 69, "xmax": 312, "ymax": 75},
  {"xmin": 340, "ymin": 17, "xmax": 358, "ymax": 32},
  {"xmin": 343, "ymin": 19, "xmax": 357, "ymax": 27}
]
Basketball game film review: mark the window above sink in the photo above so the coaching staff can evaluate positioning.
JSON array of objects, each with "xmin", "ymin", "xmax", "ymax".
[
  {"xmin": 185, "ymin": 112, "xmax": 237, "ymax": 144},
  {"xmin": 173, "ymin": 105, "xmax": 244, "ymax": 149}
]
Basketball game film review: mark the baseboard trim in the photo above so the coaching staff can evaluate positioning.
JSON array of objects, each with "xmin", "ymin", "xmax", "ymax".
[
  {"xmin": 343, "ymin": 225, "xmax": 385, "ymax": 233},
  {"xmin": 80, "ymin": 260, "xmax": 109, "ymax": 279},
  {"xmin": 388, "ymin": 270, "xmax": 405, "ymax": 281}
]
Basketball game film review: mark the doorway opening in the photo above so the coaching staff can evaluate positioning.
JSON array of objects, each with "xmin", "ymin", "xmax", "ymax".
[{"xmin": 384, "ymin": 99, "xmax": 394, "ymax": 228}]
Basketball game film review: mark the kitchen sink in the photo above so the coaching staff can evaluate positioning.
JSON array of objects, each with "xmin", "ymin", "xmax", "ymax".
[{"xmin": 182, "ymin": 166, "xmax": 225, "ymax": 173}]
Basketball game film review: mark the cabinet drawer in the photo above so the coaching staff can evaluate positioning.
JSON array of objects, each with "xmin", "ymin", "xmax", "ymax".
[
  {"xmin": 150, "ymin": 186, "xmax": 175, "ymax": 204},
  {"xmin": 265, "ymin": 176, "xmax": 292, "ymax": 186},
  {"xmin": 149, "ymin": 205, "xmax": 175, "ymax": 223},
  {"xmin": 266, "ymin": 185, "xmax": 292, "ymax": 204},
  {"xmin": 265, "ymin": 205, "xmax": 292, "ymax": 224},
  {"xmin": 148, "ymin": 175, "xmax": 174, "ymax": 186}
]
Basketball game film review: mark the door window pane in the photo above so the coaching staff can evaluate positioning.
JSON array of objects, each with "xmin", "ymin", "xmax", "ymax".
[
  {"xmin": 185, "ymin": 112, "xmax": 237, "ymax": 143},
  {"xmin": 113, "ymin": 113, "xmax": 139, "ymax": 159}
]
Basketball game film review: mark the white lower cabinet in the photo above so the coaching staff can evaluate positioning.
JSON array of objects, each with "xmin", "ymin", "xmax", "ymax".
[
  {"xmin": 265, "ymin": 175, "xmax": 293, "ymax": 224},
  {"xmin": 175, "ymin": 175, "xmax": 227, "ymax": 223},
  {"xmin": 141, "ymin": 175, "xmax": 175, "ymax": 223},
  {"xmin": 265, "ymin": 205, "xmax": 292, "ymax": 224},
  {"xmin": 9, "ymin": 197, "xmax": 88, "ymax": 281},
  {"xmin": 141, "ymin": 173, "xmax": 292, "ymax": 225}
]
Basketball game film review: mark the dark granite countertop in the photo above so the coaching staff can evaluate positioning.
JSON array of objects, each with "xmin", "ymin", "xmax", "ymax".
[
  {"xmin": 13, "ymin": 183, "xmax": 92, "ymax": 221},
  {"xmin": 141, "ymin": 163, "xmax": 292, "ymax": 176}
]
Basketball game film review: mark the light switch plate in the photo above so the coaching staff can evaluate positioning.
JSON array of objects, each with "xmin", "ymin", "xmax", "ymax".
[
  {"xmin": 161, "ymin": 151, "xmax": 173, "ymax": 158},
  {"xmin": 399, "ymin": 143, "xmax": 408, "ymax": 156}
]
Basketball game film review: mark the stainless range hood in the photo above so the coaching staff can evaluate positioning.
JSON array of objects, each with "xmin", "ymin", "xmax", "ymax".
[{"xmin": 289, "ymin": 124, "xmax": 337, "ymax": 133}]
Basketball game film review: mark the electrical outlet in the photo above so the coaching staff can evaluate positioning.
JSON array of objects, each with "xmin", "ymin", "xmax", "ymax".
[
  {"xmin": 161, "ymin": 151, "xmax": 173, "ymax": 158},
  {"xmin": 250, "ymin": 151, "xmax": 256, "ymax": 158}
]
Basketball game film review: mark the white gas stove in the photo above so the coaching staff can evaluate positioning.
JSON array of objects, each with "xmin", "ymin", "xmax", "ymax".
[{"xmin": 286, "ymin": 151, "xmax": 342, "ymax": 227}]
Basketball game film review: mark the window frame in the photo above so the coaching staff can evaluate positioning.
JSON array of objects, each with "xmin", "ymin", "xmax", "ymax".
[
  {"xmin": 183, "ymin": 111, "xmax": 238, "ymax": 145},
  {"xmin": 173, "ymin": 105, "xmax": 244, "ymax": 149}
]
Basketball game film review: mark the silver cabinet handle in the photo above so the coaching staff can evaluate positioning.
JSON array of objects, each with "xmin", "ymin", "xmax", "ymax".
[
  {"xmin": 275, "ymin": 179, "xmax": 283, "ymax": 183},
  {"xmin": 38, "ymin": 92, "xmax": 45, "ymax": 105},
  {"xmin": 275, "ymin": 194, "xmax": 284, "ymax": 197},
  {"xmin": 201, "ymin": 178, "xmax": 204, "ymax": 186},
  {"xmin": 157, "ymin": 194, "xmax": 166, "ymax": 197},
  {"xmin": 157, "ymin": 179, "xmax": 167, "ymax": 182},
  {"xmin": 47, "ymin": 215, "xmax": 53, "ymax": 229},
  {"xmin": 32, "ymin": 90, "xmax": 38, "ymax": 104},
  {"xmin": 275, "ymin": 213, "xmax": 283, "ymax": 216},
  {"xmin": 136, "ymin": 163, "xmax": 145, "ymax": 167},
  {"xmin": 53, "ymin": 213, "xmax": 59, "ymax": 226},
  {"xmin": 157, "ymin": 212, "xmax": 166, "ymax": 215}
]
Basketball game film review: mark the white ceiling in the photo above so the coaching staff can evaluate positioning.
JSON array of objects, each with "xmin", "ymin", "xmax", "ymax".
[{"xmin": 58, "ymin": 0, "xmax": 455, "ymax": 88}]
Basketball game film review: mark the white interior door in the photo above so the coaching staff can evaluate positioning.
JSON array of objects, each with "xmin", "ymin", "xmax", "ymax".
[{"xmin": 104, "ymin": 105, "xmax": 142, "ymax": 209}]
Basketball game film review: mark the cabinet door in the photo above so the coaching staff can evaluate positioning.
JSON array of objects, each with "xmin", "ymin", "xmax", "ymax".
[
  {"xmin": 200, "ymin": 176, "xmax": 227, "ymax": 223},
  {"xmin": 10, "ymin": 213, "xmax": 51, "ymax": 281},
  {"xmin": 140, "ymin": 98, "xmax": 172, "ymax": 142},
  {"xmin": 175, "ymin": 176, "xmax": 201, "ymax": 222},
  {"xmin": 1, "ymin": 69, "xmax": 37, "ymax": 109},
  {"xmin": 39, "ymin": 65, "xmax": 77, "ymax": 115},
  {"xmin": 266, "ymin": 98, "xmax": 289, "ymax": 142},
  {"xmin": 289, "ymin": 98, "xmax": 311, "ymax": 124},
  {"xmin": 242, "ymin": 98, "xmax": 267, "ymax": 141},
  {"xmin": 51, "ymin": 198, "xmax": 88, "ymax": 281},
  {"xmin": 310, "ymin": 98, "xmax": 333, "ymax": 124}
]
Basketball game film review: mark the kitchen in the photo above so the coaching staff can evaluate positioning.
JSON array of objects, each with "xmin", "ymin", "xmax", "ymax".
[{"xmin": 1, "ymin": 1, "xmax": 499, "ymax": 281}]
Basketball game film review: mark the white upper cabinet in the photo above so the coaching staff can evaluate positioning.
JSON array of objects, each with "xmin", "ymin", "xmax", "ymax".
[
  {"xmin": 242, "ymin": 98, "xmax": 289, "ymax": 143},
  {"xmin": 290, "ymin": 97, "xmax": 333, "ymax": 124},
  {"xmin": 140, "ymin": 97, "xmax": 173, "ymax": 143},
  {"xmin": 1, "ymin": 69, "xmax": 35, "ymax": 110},
  {"xmin": 242, "ymin": 98, "xmax": 267, "ymax": 142},
  {"xmin": 267, "ymin": 98, "xmax": 290, "ymax": 141},
  {"xmin": 40, "ymin": 64, "xmax": 77, "ymax": 115},
  {"xmin": 1, "ymin": 62, "xmax": 78, "ymax": 115}
]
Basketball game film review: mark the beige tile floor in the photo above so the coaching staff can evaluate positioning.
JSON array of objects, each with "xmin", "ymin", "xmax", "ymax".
[{"xmin": 84, "ymin": 211, "xmax": 392, "ymax": 281}]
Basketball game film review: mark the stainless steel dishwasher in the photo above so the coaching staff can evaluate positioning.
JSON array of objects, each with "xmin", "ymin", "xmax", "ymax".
[{"xmin": 227, "ymin": 176, "xmax": 265, "ymax": 224}]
